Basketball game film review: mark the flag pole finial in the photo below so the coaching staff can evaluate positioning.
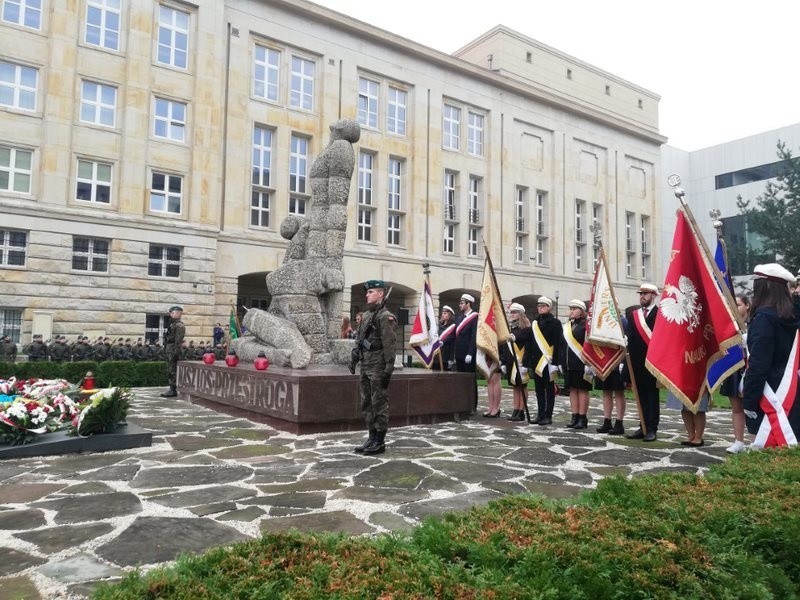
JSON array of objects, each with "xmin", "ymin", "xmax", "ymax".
[
  {"xmin": 667, "ymin": 174, "xmax": 686, "ymax": 205},
  {"xmin": 709, "ymin": 208, "xmax": 723, "ymax": 237},
  {"xmin": 422, "ymin": 262, "xmax": 430, "ymax": 275},
  {"xmin": 589, "ymin": 220, "xmax": 603, "ymax": 249}
]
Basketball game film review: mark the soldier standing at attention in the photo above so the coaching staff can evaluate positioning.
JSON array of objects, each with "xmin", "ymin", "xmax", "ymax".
[
  {"xmin": 26, "ymin": 334, "xmax": 48, "ymax": 362},
  {"xmin": 0, "ymin": 335, "xmax": 17, "ymax": 362},
  {"xmin": 161, "ymin": 306, "xmax": 186, "ymax": 398},
  {"xmin": 49, "ymin": 335, "xmax": 70, "ymax": 363},
  {"xmin": 353, "ymin": 281, "xmax": 397, "ymax": 456}
]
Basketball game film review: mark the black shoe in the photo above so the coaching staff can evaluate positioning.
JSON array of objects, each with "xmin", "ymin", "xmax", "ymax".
[
  {"xmin": 160, "ymin": 388, "xmax": 177, "ymax": 398},
  {"xmin": 626, "ymin": 429, "xmax": 644, "ymax": 440},
  {"xmin": 565, "ymin": 413, "xmax": 578, "ymax": 428},
  {"xmin": 608, "ymin": 420, "xmax": 625, "ymax": 436},
  {"xmin": 529, "ymin": 414, "xmax": 542, "ymax": 424},
  {"xmin": 363, "ymin": 431, "xmax": 386, "ymax": 455},
  {"xmin": 354, "ymin": 429, "xmax": 376, "ymax": 453},
  {"xmin": 596, "ymin": 418, "xmax": 613, "ymax": 433},
  {"xmin": 573, "ymin": 415, "xmax": 588, "ymax": 430},
  {"xmin": 507, "ymin": 410, "xmax": 520, "ymax": 421},
  {"xmin": 643, "ymin": 431, "xmax": 657, "ymax": 442},
  {"xmin": 537, "ymin": 417, "xmax": 552, "ymax": 426}
]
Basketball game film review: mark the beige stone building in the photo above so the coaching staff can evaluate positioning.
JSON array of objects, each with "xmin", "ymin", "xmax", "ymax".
[{"xmin": 0, "ymin": 0, "xmax": 665, "ymax": 348}]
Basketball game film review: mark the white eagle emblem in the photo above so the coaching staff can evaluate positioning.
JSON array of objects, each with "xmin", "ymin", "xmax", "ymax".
[{"xmin": 660, "ymin": 276, "xmax": 702, "ymax": 332}]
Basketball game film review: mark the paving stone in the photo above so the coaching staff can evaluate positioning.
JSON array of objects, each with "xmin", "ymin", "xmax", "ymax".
[
  {"xmin": 503, "ymin": 447, "xmax": 572, "ymax": 467},
  {"xmin": 579, "ymin": 448, "xmax": 664, "ymax": 466},
  {"xmin": 15, "ymin": 523, "xmax": 114, "ymax": 554},
  {"xmin": 269, "ymin": 506, "xmax": 311, "ymax": 517},
  {"xmin": 167, "ymin": 435, "xmax": 242, "ymax": 451},
  {"xmin": 545, "ymin": 434, "xmax": 608, "ymax": 448},
  {"xmin": 588, "ymin": 466, "xmax": 631, "ymax": 478},
  {"xmin": 459, "ymin": 445, "xmax": 515, "ymax": 458},
  {"xmin": 0, "ymin": 484, "xmax": 65, "ymax": 504},
  {"xmin": 522, "ymin": 473, "xmax": 564, "ymax": 485},
  {"xmin": 353, "ymin": 461, "xmax": 433, "ymax": 489},
  {"xmin": 483, "ymin": 481, "xmax": 530, "ymax": 496},
  {"xmin": 39, "ymin": 552, "xmax": 123, "ymax": 583},
  {"xmin": 0, "ymin": 465, "xmax": 26, "ymax": 481},
  {"xmin": 388, "ymin": 437, "xmax": 434, "ymax": 448},
  {"xmin": 563, "ymin": 469, "xmax": 595, "ymax": 486},
  {"xmin": 34, "ymin": 492, "xmax": 141, "ymax": 524},
  {"xmin": 399, "ymin": 491, "xmax": 503, "ymax": 522},
  {"xmin": 173, "ymin": 454, "xmax": 229, "ymax": 465},
  {"xmin": 241, "ymin": 492, "xmax": 326, "ymax": 509},
  {"xmin": 417, "ymin": 474, "xmax": 468, "ymax": 493},
  {"xmin": 189, "ymin": 501, "xmax": 238, "ymax": 516},
  {"xmin": 331, "ymin": 486, "xmax": 428, "ymax": 504},
  {"xmin": 0, "ymin": 548, "xmax": 46, "ymax": 576},
  {"xmin": 521, "ymin": 481, "xmax": 584, "ymax": 499},
  {"xmin": 307, "ymin": 458, "xmax": 376, "ymax": 478},
  {"xmin": 260, "ymin": 510, "xmax": 374, "ymax": 535},
  {"xmin": 148, "ymin": 486, "xmax": 256, "ymax": 508},
  {"xmin": 67, "ymin": 578, "xmax": 122, "ymax": 599},
  {"xmin": 257, "ymin": 478, "xmax": 344, "ymax": 493},
  {"xmin": 0, "ymin": 509, "xmax": 46, "ymax": 530},
  {"xmin": 32, "ymin": 454, "xmax": 126, "ymax": 476},
  {"xmin": 369, "ymin": 512, "xmax": 415, "ymax": 532},
  {"xmin": 57, "ymin": 482, "xmax": 114, "ymax": 495},
  {"xmin": 217, "ymin": 506, "xmax": 265, "ymax": 522},
  {"xmin": 96, "ymin": 517, "xmax": 251, "ymax": 566},
  {"xmin": 420, "ymin": 459, "xmax": 523, "ymax": 484},
  {"xmin": 81, "ymin": 464, "xmax": 141, "ymax": 482},
  {"xmin": 210, "ymin": 445, "xmax": 288, "ymax": 459},
  {"xmin": 383, "ymin": 447, "xmax": 451, "ymax": 459},
  {"xmin": 139, "ymin": 488, "xmax": 178, "ymax": 498},
  {"xmin": 668, "ymin": 450, "xmax": 724, "ymax": 468},
  {"xmin": 0, "ymin": 574, "xmax": 42, "ymax": 599},
  {"xmin": 224, "ymin": 428, "xmax": 276, "ymax": 441},
  {"xmin": 130, "ymin": 465, "xmax": 253, "ymax": 488}
]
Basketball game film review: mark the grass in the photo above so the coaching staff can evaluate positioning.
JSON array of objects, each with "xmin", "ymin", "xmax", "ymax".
[{"xmin": 94, "ymin": 447, "xmax": 800, "ymax": 599}]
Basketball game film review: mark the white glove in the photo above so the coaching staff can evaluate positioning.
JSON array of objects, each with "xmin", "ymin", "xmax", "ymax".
[
  {"xmin": 584, "ymin": 366, "xmax": 595, "ymax": 377},
  {"xmin": 520, "ymin": 367, "xmax": 528, "ymax": 376},
  {"xmin": 465, "ymin": 355, "xmax": 472, "ymax": 365},
  {"xmin": 500, "ymin": 365, "xmax": 507, "ymax": 375},
  {"xmin": 622, "ymin": 336, "xmax": 629, "ymax": 347},
  {"xmin": 743, "ymin": 409, "xmax": 758, "ymax": 420},
  {"xmin": 548, "ymin": 364, "xmax": 559, "ymax": 376},
  {"xmin": 619, "ymin": 362, "xmax": 625, "ymax": 374},
  {"xmin": 508, "ymin": 333, "xmax": 516, "ymax": 342}
]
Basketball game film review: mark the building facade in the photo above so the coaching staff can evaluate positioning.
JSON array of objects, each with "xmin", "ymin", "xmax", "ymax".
[{"xmin": 0, "ymin": 0, "xmax": 665, "ymax": 347}]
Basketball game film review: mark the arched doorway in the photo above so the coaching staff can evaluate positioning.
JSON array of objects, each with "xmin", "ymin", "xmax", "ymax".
[{"xmin": 236, "ymin": 272, "xmax": 272, "ymax": 322}]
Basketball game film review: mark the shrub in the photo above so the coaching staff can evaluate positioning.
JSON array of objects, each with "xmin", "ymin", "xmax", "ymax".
[{"xmin": 0, "ymin": 361, "xmax": 167, "ymax": 387}]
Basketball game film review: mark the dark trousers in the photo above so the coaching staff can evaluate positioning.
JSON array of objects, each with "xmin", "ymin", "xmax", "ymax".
[
  {"xmin": 456, "ymin": 357, "xmax": 478, "ymax": 410},
  {"xmin": 635, "ymin": 374, "xmax": 660, "ymax": 433},
  {"xmin": 533, "ymin": 371, "xmax": 556, "ymax": 418},
  {"xmin": 165, "ymin": 349, "xmax": 179, "ymax": 388}
]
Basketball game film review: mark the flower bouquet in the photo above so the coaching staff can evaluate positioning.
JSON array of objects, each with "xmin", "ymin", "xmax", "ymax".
[
  {"xmin": 0, "ymin": 398, "xmax": 57, "ymax": 445},
  {"xmin": 72, "ymin": 387, "xmax": 132, "ymax": 437}
]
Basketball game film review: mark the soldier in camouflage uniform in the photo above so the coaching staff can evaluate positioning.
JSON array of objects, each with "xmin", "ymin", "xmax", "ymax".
[
  {"xmin": 71, "ymin": 336, "xmax": 90, "ymax": 362},
  {"xmin": 26, "ymin": 334, "xmax": 48, "ymax": 362},
  {"xmin": 111, "ymin": 338, "xmax": 127, "ymax": 361},
  {"xmin": 49, "ymin": 335, "xmax": 71, "ymax": 362},
  {"xmin": 161, "ymin": 306, "xmax": 186, "ymax": 397},
  {"xmin": 92, "ymin": 338, "xmax": 109, "ymax": 362},
  {"xmin": 352, "ymin": 280, "xmax": 397, "ymax": 456},
  {"xmin": 0, "ymin": 335, "xmax": 17, "ymax": 363}
]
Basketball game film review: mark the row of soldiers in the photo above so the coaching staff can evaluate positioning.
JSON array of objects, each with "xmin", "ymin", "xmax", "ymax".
[{"xmin": 1, "ymin": 334, "xmax": 227, "ymax": 363}]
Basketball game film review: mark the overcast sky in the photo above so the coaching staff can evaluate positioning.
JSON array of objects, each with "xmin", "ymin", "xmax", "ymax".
[{"xmin": 313, "ymin": 0, "xmax": 799, "ymax": 151}]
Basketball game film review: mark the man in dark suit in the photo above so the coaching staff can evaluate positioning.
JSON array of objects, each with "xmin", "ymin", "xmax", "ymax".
[
  {"xmin": 454, "ymin": 293, "xmax": 478, "ymax": 412},
  {"xmin": 625, "ymin": 283, "xmax": 660, "ymax": 442}
]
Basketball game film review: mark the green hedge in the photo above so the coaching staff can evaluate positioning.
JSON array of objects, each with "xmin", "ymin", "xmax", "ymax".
[{"xmin": 0, "ymin": 361, "xmax": 168, "ymax": 387}]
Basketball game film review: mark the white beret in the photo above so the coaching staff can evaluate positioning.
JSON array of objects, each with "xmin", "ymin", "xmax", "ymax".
[
  {"xmin": 754, "ymin": 263, "xmax": 795, "ymax": 284},
  {"xmin": 508, "ymin": 302, "xmax": 526, "ymax": 313},
  {"xmin": 638, "ymin": 283, "xmax": 659, "ymax": 294},
  {"xmin": 568, "ymin": 299, "xmax": 586, "ymax": 311},
  {"xmin": 537, "ymin": 296, "xmax": 552, "ymax": 307},
  {"xmin": 460, "ymin": 293, "xmax": 475, "ymax": 303},
  {"xmin": 441, "ymin": 305, "xmax": 455, "ymax": 315}
]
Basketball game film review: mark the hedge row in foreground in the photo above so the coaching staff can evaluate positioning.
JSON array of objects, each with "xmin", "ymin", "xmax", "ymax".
[
  {"xmin": 95, "ymin": 447, "xmax": 800, "ymax": 599},
  {"xmin": 0, "ymin": 361, "xmax": 168, "ymax": 388}
]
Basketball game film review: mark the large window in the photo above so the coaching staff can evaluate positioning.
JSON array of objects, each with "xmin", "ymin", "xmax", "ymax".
[
  {"xmin": 641, "ymin": 214, "xmax": 650, "ymax": 280},
  {"xmin": 515, "ymin": 186, "xmax": 528, "ymax": 264},
  {"xmin": 80, "ymin": 80, "xmax": 116, "ymax": 127},
  {"xmin": 2, "ymin": 0, "xmax": 41, "ymax": 29},
  {"xmin": 156, "ymin": 5, "xmax": 189, "ymax": 69},
  {"xmin": 0, "ymin": 61, "xmax": 37, "ymax": 111},
  {"xmin": 443, "ymin": 224, "xmax": 455, "ymax": 254},
  {"xmin": 467, "ymin": 111, "xmax": 484, "ymax": 156},
  {"xmin": 625, "ymin": 211, "xmax": 635, "ymax": 278},
  {"xmin": 575, "ymin": 199, "xmax": 586, "ymax": 271},
  {"xmin": 149, "ymin": 171, "xmax": 182, "ymax": 214},
  {"xmin": 358, "ymin": 77, "xmax": 379, "ymax": 129},
  {"xmin": 253, "ymin": 45, "xmax": 280, "ymax": 102},
  {"xmin": 289, "ymin": 55, "xmax": 314, "ymax": 110},
  {"xmin": 387, "ymin": 157, "xmax": 403, "ymax": 246},
  {"xmin": 443, "ymin": 170, "xmax": 457, "ymax": 221},
  {"xmin": 592, "ymin": 202, "xmax": 602, "ymax": 266},
  {"xmin": 289, "ymin": 134, "xmax": 308, "ymax": 216},
  {"xmin": 145, "ymin": 313, "xmax": 170, "ymax": 344},
  {"xmin": 442, "ymin": 104, "xmax": 460, "ymax": 150},
  {"xmin": 251, "ymin": 125, "xmax": 273, "ymax": 228},
  {"xmin": 72, "ymin": 237, "xmax": 109, "ymax": 272},
  {"xmin": 76, "ymin": 159, "xmax": 112, "ymax": 204},
  {"xmin": 153, "ymin": 97, "xmax": 186, "ymax": 142},
  {"xmin": 535, "ymin": 190, "xmax": 548, "ymax": 266},
  {"xmin": 148, "ymin": 244, "xmax": 180, "ymax": 278},
  {"xmin": 387, "ymin": 86, "xmax": 407, "ymax": 135},
  {"xmin": 85, "ymin": 0, "xmax": 120, "ymax": 50},
  {"xmin": 0, "ymin": 308, "xmax": 22, "ymax": 343},
  {"xmin": 0, "ymin": 229, "xmax": 27, "ymax": 267},
  {"xmin": 468, "ymin": 176, "xmax": 482, "ymax": 258},
  {"xmin": 357, "ymin": 151, "xmax": 374, "ymax": 242},
  {"xmin": 0, "ymin": 146, "xmax": 32, "ymax": 193}
]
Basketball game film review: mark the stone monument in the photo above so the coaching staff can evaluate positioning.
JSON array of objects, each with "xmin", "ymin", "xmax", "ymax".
[{"xmin": 231, "ymin": 119, "xmax": 361, "ymax": 368}]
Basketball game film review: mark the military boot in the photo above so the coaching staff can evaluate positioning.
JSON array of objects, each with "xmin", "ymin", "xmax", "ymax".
[
  {"xmin": 363, "ymin": 430, "xmax": 386, "ymax": 455},
  {"xmin": 596, "ymin": 418, "xmax": 613, "ymax": 433},
  {"xmin": 354, "ymin": 429, "xmax": 376, "ymax": 454},
  {"xmin": 160, "ymin": 386, "xmax": 177, "ymax": 398}
]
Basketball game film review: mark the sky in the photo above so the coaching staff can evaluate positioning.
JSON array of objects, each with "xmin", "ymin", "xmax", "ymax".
[{"xmin": 312, "ymin": 0, "xmax": 799, "ymax": 151}]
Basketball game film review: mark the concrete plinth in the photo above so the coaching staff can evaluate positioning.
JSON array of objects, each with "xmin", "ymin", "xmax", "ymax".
[{"xmin": 177, "ymin": 362, "xmax": 475, "ymax": 434}]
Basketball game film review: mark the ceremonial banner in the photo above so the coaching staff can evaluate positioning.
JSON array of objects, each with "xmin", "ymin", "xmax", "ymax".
[
  {"xmin": 752, "ymin": 331, "xmax": 800, "ymax": 448},
  {"xmin": 646, "ymin": 208, "xmax": 745, "ymax": 411},
  {"xmin": 229, "ymin": 306, "xmax": 241, "ymax": 340},
  {"xmin": 583, "ymin": 249, "xmax": 626, "ymax": 380},
  {"xmin": 475, "ymin": 254, "xmax": 511, "ymax": 379},
  {"xmin": 409, "ymin": 274, "xmax": 441, "ymax": 368}
]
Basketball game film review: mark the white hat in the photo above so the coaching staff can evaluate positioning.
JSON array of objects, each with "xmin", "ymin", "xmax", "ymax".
[
  {"xmin": 638, "ymin": 283, "xmax": 659, "ymax": 295},
  {"xmin": 508, "ymin": 302, "xmax": 525, "ymax": 313},
  {"xmin": 460, "ymin": 293, "xmax": 475, "ymax": 304},
  {"xmin": 568, "ymin": 299, "xmax": 586, "ymax": 311},
  {"xmin": 537, "ymin": 296, "xmax": 552, "ymax": 307},
  {"xmin": 442, "ymin": 305, "xmax": 455, "ymax": 315},
  {"xmin": 754, "ymin": 263, "xmax": 795, "ymax": 284}
]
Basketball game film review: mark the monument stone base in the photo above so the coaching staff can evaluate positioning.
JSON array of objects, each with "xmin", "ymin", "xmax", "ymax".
[{"xmin": 177, "ymin": 361, "xmax": 475, "ymax": 434}]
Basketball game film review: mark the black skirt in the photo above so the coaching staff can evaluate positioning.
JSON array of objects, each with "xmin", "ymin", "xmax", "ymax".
[
  {"xmin": 719, "ymin": 370, "xmax": 742, "ymax": 398},
  {"xmin": 594, "ymin": 368, "xmax": 624, "ymax": 391},
  {"xmin": 565, "ymin": 369, "xmax": 592, "ymax": 391}
]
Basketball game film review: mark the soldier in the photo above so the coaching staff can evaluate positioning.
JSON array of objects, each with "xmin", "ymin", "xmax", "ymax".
[
  {"xmin": 213, "ymin": 343, "xmax": 226, "ymax": 360},
  {"xmin": 161, "ymin": 305, "xmax": 186, "ymax": 397},
  {"xmin": 26, "ymin": 334, "xmax": 48, "ymax": 362},
  {"xmin": 142, "ymin": 340, "xmax": 155, "ymax": 361},
  {"xmin": 352, "ymin": 280, "xmax": 397, "ymax": 456},
  {"xmin": 92, "ymin": 337, "xmax": 109, "ymax": 362},
  {"xmin": 49, "ymin": 335, "xmax": 71, "ymax": 363},
  {"xmin": 124, "ymin": 338, "xmax": 134, "ymax": 360},
  {"xmin": 0, "ymin": 335, "xmax": 17, "ymax": 363},
  {"xmin": 153, "ymin": 340, "xmax": 165, "ymax": 361},
  {"xmin": 71, "ymin": 336, "xmax": 90, "ymax": 362}
]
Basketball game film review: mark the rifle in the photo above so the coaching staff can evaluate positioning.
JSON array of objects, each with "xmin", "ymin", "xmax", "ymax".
[{"xmin": 349, "ymin": 287, "xmax": 393, "ymax": 374}]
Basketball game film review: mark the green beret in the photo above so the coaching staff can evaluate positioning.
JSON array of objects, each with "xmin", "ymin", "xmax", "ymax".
[
  {"xmin": 169, "ymin": 305, "xmax": 184, "ymax": 312},
  {"xmin": 363, "ymin": 280, "xmax": 386, "ymax": 290}
]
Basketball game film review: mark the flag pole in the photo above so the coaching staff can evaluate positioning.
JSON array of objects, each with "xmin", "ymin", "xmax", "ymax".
[{"xmin": 590, "ymin": 229, "xmax": 647, "ymax": 436}]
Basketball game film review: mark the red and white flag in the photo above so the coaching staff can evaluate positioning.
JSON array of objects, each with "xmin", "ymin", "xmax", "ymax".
[
  {"xmin": 752, "ymin": 330, "xmax": 799, "ymax": 449},
  {"xmin": 583, "ymin": 248, "xmax": 626, "ymax": 380},
  {"xmin": 409, "ymin": 273, "xmax": 441, "ymax": 369},
  {"xmin": 475, "ymin": 254, "xmax": 511, "ymax": 379},
  {"xmin": 646, "ymin": 207, "xmax": 745, "ymax": 412}
]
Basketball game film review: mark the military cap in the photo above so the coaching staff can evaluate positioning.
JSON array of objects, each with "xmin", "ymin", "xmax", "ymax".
[
  {"xmin": 508, "ymin": 302, "xmax": 526, "ymax": 313},
  {"xmin": 537, "ymin": 296, "xmax": 552, "ymax": 307},
  {"xmin": 363, "ymin": 280, "xmax": 386, "ymax": 290},
  {"xmin": 568, "ymin": 299, "xmax": 587, "ymax": 311},
  {"xmin": 169, "ymin": 305, "xmax": 184, "ymax": 312},
  {"xmin": 754, "ymin": 263, "xmax": 794, "ymax": 284},
  {"xmin": 638, "ymin": 283, "xmax": 659, "ymax": 295}
]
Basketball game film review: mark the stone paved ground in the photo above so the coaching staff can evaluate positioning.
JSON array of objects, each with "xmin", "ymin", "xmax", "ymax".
[{"xmin": 0, "ymin": 387, "xmax": 737, "ymax": 599}]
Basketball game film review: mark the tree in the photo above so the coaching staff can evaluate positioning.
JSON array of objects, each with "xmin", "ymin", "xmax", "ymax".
[{"xmin": 737, "ymin": 141, "xmax": 800, "ymax": 272}]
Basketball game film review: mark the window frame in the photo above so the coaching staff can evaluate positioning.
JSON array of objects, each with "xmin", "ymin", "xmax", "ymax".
[
  {"xmin": 155, "ymin": 4, "xmax": 190, "ymax": 70},
  {"xmin": 357, "ymin": 150, "xmax": 375, "ymax": 242},
  {"xmin": 289, "ymin": 54, "xmax": 315, "ymax": 111},
  {"xmin": 76, "ymin": 158, "xmax": 112, "ymax": 204},
  {"xmin": 0, "ymin": 60, "xmax": 38, "ymax": 112},
  {"xmin": 152, "ymin": 96, "xmax": 187, "ymax": 143},
  {"xmin": 0, "ymin": 228, "xmax": 27, "ymax": 268},
  {"xmin": 442, "ymin": 104, "xmax": 461, "ymax": 151},
  {"xmin": 288, "ymin": 133, "xmax": 309, "ymax": 216},
  {"xmin": 71, "ymin": 236, "xmax": 110, "ymax": 273},
  {"xmin": 386, "ymin": 157, "xmax": 403, "ymax": 246},
  {"xmin": 357, "ymin": 77, "xmax": 379, "ymax": 129},
  {"xmin": 253, "ymin": 44, "xmax": 280, "ymax": 102},
  {"xmin": 0, "ymin": 307, "xmax": 23, "ymax": 343},
  {"xmin": 250, "ymin": 125, "xmax": 274, "ymax": 229},
  {"xmin": 2, "ymin": 0, "xmax": 42, "ymax": 30},
  {"xmin": 149, "ymin": 170, "xmax": 183, "ymax": 215},
  {"xmin": 147, "ymin": 243, "xmax": 181, "ymax": 278},
  {"xmin": 387, "ymin": 86, "xmax": 407, "ymax": 135},
  {"xmin": 80, "ymin": 79, "xmax": 117, "ymax": 127},
  {"xmin": 467, "ymin": 111, "xmax": 484, "ymax": 156},
  {"xmin": 84, "ymin": 0, "xmax": 121, "ymax": 51},
  {"xmin": 0, "ymin": 145, "xmax": 33, "ymax": 194}
]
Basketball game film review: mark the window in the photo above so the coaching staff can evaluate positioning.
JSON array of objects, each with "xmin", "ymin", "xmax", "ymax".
[
  {"xmin": 156, "ymin": 5, "xmax": 189, "ymax": 69},
  {"xmin": 80, "ymin": 80, "xmax": 116, "ymax": 127},
  {"xmin": 72, "ymin": 237, "xmax": 109, "ymax": 272},
  {"xmin": 2, "ymin": 0, "xmax": 41, "ymax": 29},
  {"xmin": 85, "ymin": 0, "xmax": 120, "ymax": 50},
  {"xmin": 358, "ymin": 77, "xmax": 379, "ymax": 129},
  {"xmin": 387, "ymin": 157, "xmax": 403, "ymax": 246},
  {"xmin": 641, "ymin": 214, "xmax": 650, "ymax": 280},
  {"xmin": 468, "ymin": 228, "xmax": 480, "ymax": 259},
  {"xmin": 76, "ymin": 159, "xmax": 112, "ymax": 203},
  {"xmin": 145, "ymin": 313, "xmax": 170, "ymax": 343},
  {"xmin": 289, "ymin": 134, "xmax": 308, "ymax": 216},
  {"xmin": 148, "ymin": 244, "xmax": 180, "ymax": 277},
  {"xmin": 515, "ymin": 186, "xmax": 528, "ymax": 263},
  {"xmin": 0, "ymin": 229, "xmax": 27, "ymax": 266},
  {"xmin": 442, "ymin": 104, "xmax": 460, "ymax": 150},
  {"xmin": 0, "ymin": 146, "xmax": 32, "ymax": 193},
  {"xmin": 153, "ymin": 97, "xmax": 186, "ymax": 142},
  {"xmin": 592, "ymin": 203, "xmax": 602, "ymax": 266},
  {"xmin": 387, "ymin": 86, "xmax": 407, "ymax": 135},
  {"xmin": 625, "ymin": 211, "xmax": 635, "ymax": 278},
  {"xmin": 357, "ymin": 151, "xmax": 374, "ymax": 242},
  {"xmin": 0, "ymin": 61, "xmax": 37, "ymax": 111},
  {"xmin": 535, "ymin": 190, "xmax": 547, "ymax": 266},
  {"xmin": 566, "ymin": 68, "xmax": 572, "ymax": 80},
  {"xmin": 149, "ymin": 171, "xmax": 182, "ymax": 214},
  {"xmin": 0, "ymin": 308, "xmax": 22, "ymax": 343},
  {"xmin": 253, "ymin": 45, "xmax": 280, "ymax": 102},
  {"xmin": 468, "ymin": 176, "xmax": 482, "ymax": 258},
  {"xmin": 289, "ymin": 55, "xmax": 314, "ymax": 110},
  {"xmin": 467, "ymin": 111, "xmax": 484, "ymax": 156},
  {"xmin": 575, "ymin": 199, "xmax": 586, "ymax": 271},
  {"xmin": 250, "ymin": 125, "xmax": 273, "ymax": 228},
  {"xmin": 605, "ymin": 84, "xmax": 611, "ymax": 95},
  {"xmin": 443, "ymin": 224, "xmax": 455, "ymax": 254},
  {"xmin": 443, "ymin": 171, "xmax": 457, "ymax": 221}
]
